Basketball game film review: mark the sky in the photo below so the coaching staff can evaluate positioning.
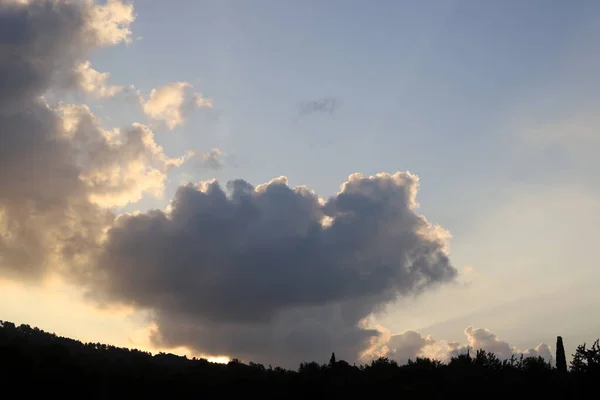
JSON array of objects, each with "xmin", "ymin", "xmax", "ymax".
[{"xmin": 0, "ymin": 0, "xmax": 599, "ymax": 368}]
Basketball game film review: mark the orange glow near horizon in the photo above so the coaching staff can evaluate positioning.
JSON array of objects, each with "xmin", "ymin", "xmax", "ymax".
[{"xmin": 0, "ymin": 277, "xmax": 232, "ymax": 364}]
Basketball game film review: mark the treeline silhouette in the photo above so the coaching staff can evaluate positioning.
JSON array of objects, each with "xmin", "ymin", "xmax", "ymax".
[{"xmin": 1, "ymin": 320, "xmax": 599, "ymax": 397}]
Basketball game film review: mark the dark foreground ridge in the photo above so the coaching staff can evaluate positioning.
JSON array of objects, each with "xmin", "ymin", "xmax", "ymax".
[{"xmin": 1, "ymin": 320, "xmax": 599, "ymax": 397}]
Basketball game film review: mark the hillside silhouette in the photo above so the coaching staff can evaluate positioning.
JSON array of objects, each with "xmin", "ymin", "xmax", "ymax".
[{"xmin": 0, "ymin": 320, "xmax": 598, "ymax": 397}]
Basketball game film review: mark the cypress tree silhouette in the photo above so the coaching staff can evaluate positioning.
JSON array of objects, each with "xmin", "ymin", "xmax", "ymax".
[
  {"xmin": 329, "ymin": 352, "xmax": 336, "ymax": 366},
  {"xmin": 556, "ymin": 336, "xmax": 567, "ymax": 373}
]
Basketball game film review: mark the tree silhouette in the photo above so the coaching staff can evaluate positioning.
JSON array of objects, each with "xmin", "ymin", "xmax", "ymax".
[
  {"xmin": 1, "ymin": 319, "xmax": 599, "ymax": 396},
  {"xmin": 556, "ymin": 336, "xmax": 567, "ymax": 373},
  {"xmin": 571, "ymin": 339, "xmax": 600, "ymax": 375}
]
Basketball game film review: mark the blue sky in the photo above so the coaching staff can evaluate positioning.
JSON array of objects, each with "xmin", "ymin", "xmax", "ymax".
[
  {"xmin": 91, "ymin": 0, "xmax": 599, "ymax": 205},
  {"xmin": 2, "ymin": 0, "xmax": 599, "ymax": 365}
]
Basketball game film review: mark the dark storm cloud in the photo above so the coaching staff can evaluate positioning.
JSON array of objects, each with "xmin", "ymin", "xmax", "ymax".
[{"xmin": 90, "ymin": 172, "xmax": 457, "ymax": 367}]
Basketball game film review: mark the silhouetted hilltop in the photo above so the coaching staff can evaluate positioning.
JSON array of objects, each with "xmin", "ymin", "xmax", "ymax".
[{"xmin": 0, "ymin": 320, "xmax": 598, "ymax": 397}]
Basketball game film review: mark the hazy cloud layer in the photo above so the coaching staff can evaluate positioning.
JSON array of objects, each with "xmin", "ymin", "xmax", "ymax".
[{"xmin": 367, "ymin": 326, "xmax": 552, "ymax": 366}]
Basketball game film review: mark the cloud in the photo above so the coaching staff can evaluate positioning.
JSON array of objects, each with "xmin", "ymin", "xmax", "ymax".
[
  {"xmin": 140, "ymin": 82, "xmax": 213, "ymax": 130},
  {"xmin": 386, "ymin": 329, "xmax": 437, "ymax": 364},
  {"xmin": 79, "ymin": 172, "xmax": 457, "ymax": 368},
  {"xmin": 69, "ymin": 61, "xmax": 124, "ymax": 98},
  {"xmin": 58, "ymin": 103, "xmax": 185, "ymax": 208},
  {"xmin": 0, "ymin": 0, "xmax": 134, "ymax": 110},
  {"xmin": 186, "ymin": 148, "xmax": 224, "ymax": 170},
  {"xmin": 83, "ymin": 0, "xmax": 135, "ymax": 46},
  {"xmin": 0, "ymin": 0, "xmax": 178, "ymax": 281},
  {"xmin": 298, "ymin": 97, "xmax": 340, "ymax": 117},
  {"xmin": 366, "ymin": 326, "xmax": 552, "ymax": 365},
  {"xmin": 452, "ymin": 327, "xmax": 525, "ymax": 359},
  {"xmin": 0, "ymin": 98, "xmax": 112, "ymax": 281}
]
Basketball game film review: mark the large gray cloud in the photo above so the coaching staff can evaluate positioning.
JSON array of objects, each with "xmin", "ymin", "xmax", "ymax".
[{"xmin": 88, "ymin": 172, "xmax": 457, "ymax": 367}]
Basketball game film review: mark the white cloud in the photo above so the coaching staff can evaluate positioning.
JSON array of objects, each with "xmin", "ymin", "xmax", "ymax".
[
  {"xmin": 84, "ymin": 0, "xmax": 136, "ymax": 47},
  {"xmin": 364, "ymin": 325, "xmax": 553, "ymax": 365},
  {"xmin": 58, "ymin": 104, "xmax": 185, "ymax": 208},
  {"xmin": 71, "ymin": 61, "xmax": 124, "ymax": 98},
  {"xmin": 140, "ymin": 82, "xmax": 213, "ymax": 130}
]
